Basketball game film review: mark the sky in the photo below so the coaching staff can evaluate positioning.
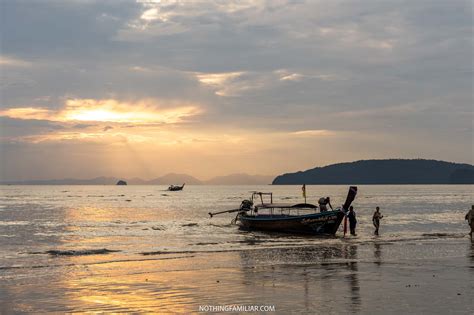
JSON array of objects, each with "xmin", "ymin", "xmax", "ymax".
[{"xmin": 0, "ymin": 0, "xmax": 472, "ymax": 181}]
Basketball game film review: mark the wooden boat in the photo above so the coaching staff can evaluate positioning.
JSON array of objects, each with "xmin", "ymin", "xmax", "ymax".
[
  {"xmin": 238, "ymin": 206, "xmax": 345, "ymax": 235},
  {"xmin": 209, "ymin": 186, "xmax": 357, "ymax": 235},
  {"xmin": 168, "ymin": 183, "xmax": 185, "ymax": 191}
]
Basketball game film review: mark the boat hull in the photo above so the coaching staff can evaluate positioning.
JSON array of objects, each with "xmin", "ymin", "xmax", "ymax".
[
  {"xmin": 238, "ymin": 210, "xmax": 345, "ymax": 235},
  {"xmin": 168, "ymin": 187, "xmax": 183, "ymax": 191}
]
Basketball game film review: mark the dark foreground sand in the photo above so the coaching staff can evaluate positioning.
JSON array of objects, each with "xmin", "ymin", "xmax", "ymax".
[{"xmin": 1, "ymin": 238, "xmax": 473, "ymax": 314}]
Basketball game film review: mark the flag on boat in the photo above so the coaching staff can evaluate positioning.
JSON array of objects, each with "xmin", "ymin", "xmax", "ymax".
[{"xmin": 302, "ymin": 184, "xmax": 306, "ymax": 198}]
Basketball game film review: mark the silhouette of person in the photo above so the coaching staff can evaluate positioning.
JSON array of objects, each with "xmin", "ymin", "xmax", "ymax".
[
  {"xmin": 465, "ymin": 205, "xmax": 474, "ymax": 240},
  {"xmin": 348, "ymin": 206, "xmax": 357, "ymax": 236},
  {"xmin": 372, "ymin": 206, "xmax": 383, "ymax": 235},
  {"xmin": 318, "ymin": 197, "xmax": 333, "ymax": 212}
]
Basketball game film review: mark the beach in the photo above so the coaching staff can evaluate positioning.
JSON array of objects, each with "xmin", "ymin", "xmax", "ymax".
[
  {"xmin": 0, "ymin": 185, "xmax": 473, "ymax": 313},
  {"xmin": 1, "ymin": 239, "xmax": 472, "ymax": 313}
]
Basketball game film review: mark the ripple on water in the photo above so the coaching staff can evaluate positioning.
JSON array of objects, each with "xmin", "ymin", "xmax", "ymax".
[
  {"xmin": 30, "ymin": 249, "xmax": 121, "ymax": 256},
  {"xmin": 0, "ymin": 221, "xmax": 30, "ymax": 226}
]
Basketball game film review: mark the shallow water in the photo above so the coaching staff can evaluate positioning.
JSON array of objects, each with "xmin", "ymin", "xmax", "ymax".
[{"xmin": 0, "ymin": 185, "xmax": 473, "ymax": 313}]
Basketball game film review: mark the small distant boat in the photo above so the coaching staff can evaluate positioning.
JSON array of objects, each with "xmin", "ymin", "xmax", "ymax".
[
  {"xmin": 209, "ymin": 186, "xmax": 357, "ymax": 235},
  {"xmin": 168, "ymin": 183, "xmax": 185, "ymax": 191}
]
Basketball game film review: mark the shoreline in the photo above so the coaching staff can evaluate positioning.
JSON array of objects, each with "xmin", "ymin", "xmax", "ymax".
[{"xmin": 1, "ymin": 238, "xmax": 473, "ymax": 313}]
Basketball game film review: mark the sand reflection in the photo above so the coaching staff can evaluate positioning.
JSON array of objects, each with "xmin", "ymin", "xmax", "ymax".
[
  {"xmin": 374, "ymin": 242, "xmax": 382, "ymax": 266},
  {"xmin": 469, "ymin": 242, "xmax": 474, "ymax": 267},
  {"xmin": 57, "ymin": 257, "xmax": 209, "ymax": 313},
  {"xmin": 237, "ymin": 243, "xmax": 362, "ymax": 313},
  {"xmin": 342, "ymin": 244, "xmax": 360, "ymax": 310}
]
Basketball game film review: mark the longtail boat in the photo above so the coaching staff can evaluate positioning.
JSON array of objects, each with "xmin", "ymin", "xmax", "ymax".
[
  {"xmin": 168, "ymin": 183, "xmax": 185, "ymax": 191},
  {"xmin": 209, "ymin": 186, "xmax": 357, "ymax": 235}
]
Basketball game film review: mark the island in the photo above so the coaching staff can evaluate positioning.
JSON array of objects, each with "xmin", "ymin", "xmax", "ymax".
[
  {"xmin": 272, "ymin": 159, "xmax": 474, "ymax": 185},
  {"xmin": 116, "ymin": 180, "xmax": 127, "ymax": 185}
]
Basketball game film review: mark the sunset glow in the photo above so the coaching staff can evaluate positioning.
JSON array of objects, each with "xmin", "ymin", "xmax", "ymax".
[
  {"xmin": 0, "ymin": 0, "xmax": 470, "ymax": 181},
  {"xmin": 0, "ymin": 99, "xmax": 202, "ymax": 124},
  {"xmin": 0, "ymin": 107, "xmax": 53, "ymax": 120}
]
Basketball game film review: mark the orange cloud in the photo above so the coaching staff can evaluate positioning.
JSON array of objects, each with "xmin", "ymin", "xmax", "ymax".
[
  {"xmin": 0, "ymin": 98, "xmax": 202, "ymax": 124},
  {"xmin": 291, "ymin": 129, "xmax": 334, "ymax": 136},
  {"xmin": 18, "ymin": 131, "xmax": 154, "ymax": 144},
  {"xmin": 0, "ymin": 107, "xmax": 53, "ymax": 120}
]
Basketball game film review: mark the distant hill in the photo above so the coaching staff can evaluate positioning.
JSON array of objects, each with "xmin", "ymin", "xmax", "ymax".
[
  {"xmin": 0, "ymin": 173, "xmax": 273, "ymax": 185},
  {"xmin": 146, "ymin": 173, "xmax": 202, "ymax": 185},
  {"xmin": 205, "ymin": 173, "xmax": 274, "ymax": 185},
  {"xmin": 272, "ymin": 159, "xmax": 474, "ymax": 185},
  {"xmin": 0, "ymin": 174, "xmax": 202, "ymax": 185},
  {"xmin": 0, "ymin": 176, "xmax": 119, "ymax": 185}
]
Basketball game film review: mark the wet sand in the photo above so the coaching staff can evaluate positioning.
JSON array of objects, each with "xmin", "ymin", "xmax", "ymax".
[{"xmin": 1, "ymin": 238, "xmax": 473, "ymax": 314}]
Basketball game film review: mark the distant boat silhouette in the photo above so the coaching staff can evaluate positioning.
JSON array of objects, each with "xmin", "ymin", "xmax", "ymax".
[
  {"xmin": 168, "ymin": 183, "xmax": 185, "ymax": 191},
  {"xmin": 116, "ymin": 180, "xmax": 127, "ymax": 185}
]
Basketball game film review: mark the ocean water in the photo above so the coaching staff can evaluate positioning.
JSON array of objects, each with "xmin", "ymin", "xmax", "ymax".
[{"xmin": 0, "ymin": 185, "xmax": 473, "ymax": 313}]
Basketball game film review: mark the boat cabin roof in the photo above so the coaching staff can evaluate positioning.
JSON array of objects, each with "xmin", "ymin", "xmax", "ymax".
[
  {"xmin": 250, "ymin": 192, "xmax": 317, "ymax": 210},
  {"xmin": 255, "ymin": 203, "xmax": 318, "ymax": 210}
]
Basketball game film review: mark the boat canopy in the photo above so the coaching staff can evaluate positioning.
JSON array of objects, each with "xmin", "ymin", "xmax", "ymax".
[
  {"xmin": 250, "ymin": 192, "xmax": 318, "ymax": 210},
  {"xmin": 255, "ymin": 203, "xmax": 318, "ymax": 210}
]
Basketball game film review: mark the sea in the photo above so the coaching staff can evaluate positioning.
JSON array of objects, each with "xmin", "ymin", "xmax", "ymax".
[{"xmin": 0, "ymin": 185, "xmax": 473, "ymax": 313}]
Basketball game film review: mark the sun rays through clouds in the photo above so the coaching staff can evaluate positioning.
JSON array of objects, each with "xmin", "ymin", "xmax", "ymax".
[
  {"xmin": 1, "ymin": 98, "xmax": 201, "ymax": 124},
  {"xmin": 0, "ymin": 98, "xmax": 203, "ymax": 144}
]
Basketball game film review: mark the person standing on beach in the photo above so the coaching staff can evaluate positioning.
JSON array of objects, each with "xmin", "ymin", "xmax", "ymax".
[
  {"xmin": 465, "ymin": 205, "xmax": 474, "ymax": 240},
  {"xmin": 348, "ymin": 206, "xmax": 357, "ymax": 236},
  {"xmin": 372, "ymin": 206, "xmax": 383, "ymax": 235}
]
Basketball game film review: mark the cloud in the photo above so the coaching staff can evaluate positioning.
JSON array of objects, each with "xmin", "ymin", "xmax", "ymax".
[
  {"xmin": 193, "ymin": 69, "xmax": 347, "ymax": 97},
  {"xmin": 0, "ymin": 98, "xmax": 202, "ymax": 124},
  {"xmin": 195, "ymin": 71, "xmax": 244, "ymax": 87},
  {"xmin": 279, "ymin": 73, "xmax": 304, "ymax": 82},
  {"xmin": 291, "ymin": 130, "xmax": 335, "ymax": 137},
  {"xmin": 0, "ymin": 0, "xmax": 472, "ymax": 179},
  {"xmin": 122, "ymin": 0, "xmax": 266, "ymax": 37},
  {"xmin": 274, "ymin": 69, "xmax": 346, "ymax": 82},
  {"xmin": 194, "ymin": 71, "xmax": 260, "ymax": 96},
  {"xmin": 0, "ymin": 55, "xmax": 32, "ymax": 67},
  {"xmin": 0, "ymin": 107, "xmax": 52, "ymax": 120},
  {"xmin": 15, "ymin": 131, "xmax": 154, "ymax": 144}
]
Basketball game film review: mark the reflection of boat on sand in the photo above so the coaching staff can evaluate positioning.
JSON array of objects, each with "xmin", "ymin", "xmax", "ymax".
[
  {"xmin": 168, "ymin": 183, "xmax": 185, "ymax": 191},
  {"xmin": 209, "ymin": 186, "xmax": 357, "ymax": 235}
]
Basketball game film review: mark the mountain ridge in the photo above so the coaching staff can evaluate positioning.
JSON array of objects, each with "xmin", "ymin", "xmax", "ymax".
[
  {"xmin": 272, "ymin": 159, "xmax": 474, "ymax": 184},
  {"xmin": 3, "ymin": 159, "xmax": 473, "ymax": 185},
  {"xmin": 0, "ymin": 173, "xmax": 273, "ymax": 185}
]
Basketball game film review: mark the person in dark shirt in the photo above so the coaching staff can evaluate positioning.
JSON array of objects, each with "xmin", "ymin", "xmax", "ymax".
[{"xmin": 348, "ymin": 206, "xmax": 357, "ymax": 236}]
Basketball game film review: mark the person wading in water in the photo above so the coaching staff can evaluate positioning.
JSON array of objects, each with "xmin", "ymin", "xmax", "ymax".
[
  {"xmin": 465, "ymin": 205, "xmax": 474, "ymax": 241},
  {"xmin": 372, "ymin": 206, "xmax": 383, "ymax": 235},
  {"xmin": 348, "ymin": 206, "xmax": 357, "ymax": 236}
]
